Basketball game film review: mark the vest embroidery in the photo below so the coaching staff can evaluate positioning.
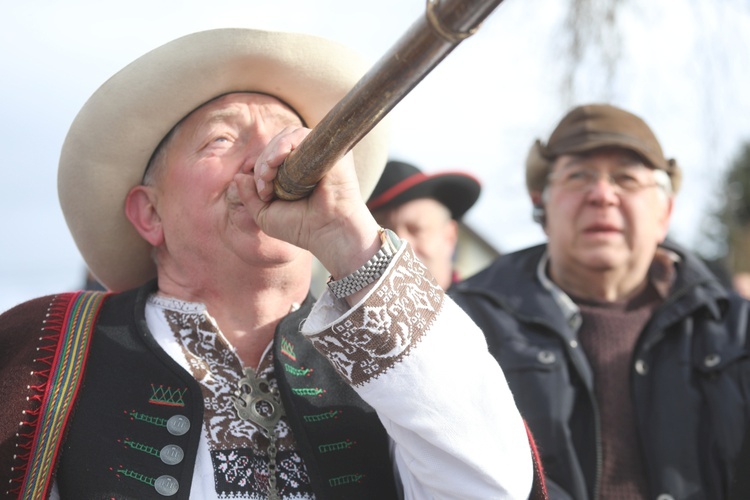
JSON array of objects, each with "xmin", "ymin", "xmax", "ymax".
[{"xmin": 149, "ymin": 295, "xmax": 313, "ymax": 499}]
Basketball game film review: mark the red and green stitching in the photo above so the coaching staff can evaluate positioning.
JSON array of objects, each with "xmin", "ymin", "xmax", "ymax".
[
  {"xmin": 284, "ymin": 364, "xmax": 313, "ymax": 377},
  {"xmin": 280, "ymin": 337, "xmax": 297, "ymax": 361},
  {"xmin": 148, "ymin": 385, "xmax": 186, "ymax": 407},
  {"xmin": 318, "ymin": 439, "xmax": 356, "ymax": 453},
  {"xmin": 120, "ymin": 438, "xmax": 160, "ymax": 458},
  {"xmin": 127, "ymin": 410, "xmax": 168, "ymax": 427},
  {"xmin": 328, "ymin": 473, "xmax": 365, "ymax": 486},
  {"xmin": 291, "ymin": 387, "xmax": 326, "ymax": 397},
  {"xmin": 302, "ymin": 410, "xmax": 341, "ymax": 423},
  {"xmin": 112, "ymin": 466, "xmax": 156, "ymax": 486}
]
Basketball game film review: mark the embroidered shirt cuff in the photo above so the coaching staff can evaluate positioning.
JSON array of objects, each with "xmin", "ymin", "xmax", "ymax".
[{"xmin": 301, "ymin": 244, "xmax": 445, "ymax": 386}]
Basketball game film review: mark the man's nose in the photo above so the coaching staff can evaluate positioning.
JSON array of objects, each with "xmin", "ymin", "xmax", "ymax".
[
  {"xmin": 240, "ymin": 153, "xmax": 257, "ymax": 175},
  {"xmin": 586, "ymin": 173, "xmax": 620, "ymax": 203},
  {"xmin": 242, "ymin": 125, "xmax": 278, "ymax": 175}
]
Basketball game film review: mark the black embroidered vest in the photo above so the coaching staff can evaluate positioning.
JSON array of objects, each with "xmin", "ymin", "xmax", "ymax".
[{"xmin": 55, "ymin": 281, "xmax": 397, "ymax": 499}]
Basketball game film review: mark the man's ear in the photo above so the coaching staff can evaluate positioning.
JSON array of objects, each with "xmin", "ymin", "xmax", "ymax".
[
  {"xmin": 529, "ymin": 190, "xmax": 544, "ymax": 207},
  {"xmin": 125, "ymin": 185, "xmax": 164, "ymax": 247},
  {"xmin": 529, "ymin": 190, "xmax": 546, "ymax": 227}
]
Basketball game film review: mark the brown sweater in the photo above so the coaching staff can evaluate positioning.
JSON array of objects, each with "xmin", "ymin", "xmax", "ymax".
[{"xmin": 574, "ymin": 283, "xmax": 662, "ymax": 499}]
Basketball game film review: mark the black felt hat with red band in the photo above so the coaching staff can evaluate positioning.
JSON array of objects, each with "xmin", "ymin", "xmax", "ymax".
[
  {"xmin": 367, "ymin": 161, "xmax": 482, "ymax": 220},
  {"xmin": 367, "ymin": 160, "xmax": 481, "ymax": 220}
]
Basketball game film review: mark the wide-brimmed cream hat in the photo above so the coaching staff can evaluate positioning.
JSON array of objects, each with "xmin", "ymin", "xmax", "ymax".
[{"xmin": 58, "ymin": 28, "xmax": 390, "ymax": 292}]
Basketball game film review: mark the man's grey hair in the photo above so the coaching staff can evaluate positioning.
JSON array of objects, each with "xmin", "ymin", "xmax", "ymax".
[
  {"xmin": 653, "ymin": 169, "xmax": 673, "ymax": 196},
  {"xmin": 142, "ymin": 123, "xmax": 182, "ymax": 186}
]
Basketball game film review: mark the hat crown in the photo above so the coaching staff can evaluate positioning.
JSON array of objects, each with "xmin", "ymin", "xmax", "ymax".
[
  {"xmin": 369, "ymin": 161, "xmax": 424, "ymax": 200},
  {"xmin": 545, "ymin": 104, "xmax": 665, "ymax": 166}
]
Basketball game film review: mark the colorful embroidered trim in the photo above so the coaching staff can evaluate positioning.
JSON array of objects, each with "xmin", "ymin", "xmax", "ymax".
[{"xmin": 18, "ymin": 291, "xmax": 105, "ymax": 500}]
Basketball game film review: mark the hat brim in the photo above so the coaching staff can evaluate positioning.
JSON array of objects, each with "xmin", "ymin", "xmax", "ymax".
[
  {"xmin": 58, "ymin": 28, "xmax": 390, "ymax": 292},
  {"xmin": 367, "ymin": 172, "xmax": 481, "ymax": 220}
]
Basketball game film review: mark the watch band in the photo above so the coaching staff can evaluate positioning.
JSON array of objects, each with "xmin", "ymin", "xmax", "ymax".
[{"xmin": 327, "ymin": 227, "xmax": 401, "ymax": 299}]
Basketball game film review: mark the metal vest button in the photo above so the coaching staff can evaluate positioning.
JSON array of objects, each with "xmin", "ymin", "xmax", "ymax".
[
  {"xmin": 166, "ymin": 415, "xmax": 190, "ymax": 436},
  {"xmin": 154, "ymin": 475, "xmax": 179, "ymax": 496},
  {"xmin": 160, "ymin": 444, "xmax": 185, "ymax": 465}
]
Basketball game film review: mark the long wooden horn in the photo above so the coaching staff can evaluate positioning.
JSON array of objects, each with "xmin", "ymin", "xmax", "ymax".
[{"xmin": 273, "ymin": 0, "xmax": 506, "ymax": 200}]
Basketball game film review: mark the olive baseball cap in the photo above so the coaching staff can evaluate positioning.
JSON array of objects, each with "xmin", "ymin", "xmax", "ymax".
[{"xmin": 525, "ymin": 104, "xmax": 681, "ymax": 194}]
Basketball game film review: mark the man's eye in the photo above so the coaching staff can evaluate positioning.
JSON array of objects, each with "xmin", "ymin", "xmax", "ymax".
[
  {"xmin": 566, "ymin": 171, "xmax": 590, "ymax": 181},
  {"xmin": 613, "ymin": 173, "xmax": 640, "ymax": 188},
  {"xmin": 203, "ymin": 136, "xmax": 233, "ymax": 150}
]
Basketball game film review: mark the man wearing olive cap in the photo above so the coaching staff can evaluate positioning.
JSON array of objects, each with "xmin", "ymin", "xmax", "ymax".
[
  {"xmin": 452, "ymin": 103, "xmax": 750, "ymax": 499},
  {"xmin": 0, "ymin": 29, "xmax": 544, "ymax": 499}
]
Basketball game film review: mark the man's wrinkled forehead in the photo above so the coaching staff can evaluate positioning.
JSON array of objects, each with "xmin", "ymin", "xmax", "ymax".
[{"xmin": 182, "ymin": 92, "xmax": 304, "ymax": 129}]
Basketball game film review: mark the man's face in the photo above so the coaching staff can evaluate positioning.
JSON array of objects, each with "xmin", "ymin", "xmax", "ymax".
[
  {"xmin": 150, "ymin": 93, "xmax": 306, "ymax": 268},
  {"xmin": 542, "ymin": 147, "xmax": 673, "ymax": 277},
  {"xmin": 372, "ymin": 198, "xmax": 457, "ymax": 288}
]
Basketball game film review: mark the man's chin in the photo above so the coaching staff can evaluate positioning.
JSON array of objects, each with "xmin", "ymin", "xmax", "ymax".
[{"xmin": 577, "ymin": 249, "xmax": 625, "ymax": 271}]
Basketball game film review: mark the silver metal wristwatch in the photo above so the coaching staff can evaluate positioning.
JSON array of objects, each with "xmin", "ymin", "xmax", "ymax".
[{"xmin": 327, "ymin": 227, "xmax": 401, "ymax": 299}]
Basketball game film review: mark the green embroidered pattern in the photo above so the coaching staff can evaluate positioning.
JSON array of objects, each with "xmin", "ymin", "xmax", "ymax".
[
  {"xmin": 292, "ymin": 387, "xmax": 325, "ymax": 397},
  {"xmin": 302, "ymin": 410, "xmax": 341, "ymax": 422},
  {"xmin": 149, "ymin": 384, "xmax": 187, "ymax": 407},
  {"xmin": 318, "ymin": 440, "xmax": 355, "ymax": 453},
  {"xmin": 128, "ymin": 410, "xmax": 168, "ymax": 427},
  {"xmin": 117, "ymin": 468, "xmax": 156, "ymax": 486},
  {"xmin": 280, "ymin": 337, "xmax": 297, "ymax": 361},
  {"xmin": 284, "ymin": 363, "xmax": 313, "ymax": 376},
  {"xmin": 329, "ymin": 473, "xmax": 364, "ymax": 486},
  {"xmin": 122, "ymin": 438, "xmax": 160, "ymax": 457}
]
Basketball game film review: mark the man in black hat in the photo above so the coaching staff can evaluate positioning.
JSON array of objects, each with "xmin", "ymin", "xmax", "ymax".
[
  {"xmin": 451, "ymin": 103, "xmax": 750, "ymax": 499},
  {"xmin": 367, "ymin": 160, "xmax": 481, "ymax": 290}
]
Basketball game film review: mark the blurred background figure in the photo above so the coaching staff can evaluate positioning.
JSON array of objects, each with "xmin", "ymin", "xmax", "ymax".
[{"xmin": 366, "ymin": 160, "xmax": 485, "ymax": 290}]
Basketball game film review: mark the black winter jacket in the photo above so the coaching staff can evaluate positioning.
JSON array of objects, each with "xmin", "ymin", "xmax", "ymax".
[{"xmin": 451, "ymin": 242, "xmax": 750, "ymax": 500}]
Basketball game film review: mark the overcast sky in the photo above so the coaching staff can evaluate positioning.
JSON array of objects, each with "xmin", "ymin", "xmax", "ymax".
[{"xmin": 2, "ymin": 0, "xmax": 750, "ymax": 312}]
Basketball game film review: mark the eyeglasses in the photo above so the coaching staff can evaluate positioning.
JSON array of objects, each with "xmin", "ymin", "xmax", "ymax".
[{"xmin": 548, "ymin": 167, "xmax": 664, "ymax": 193}]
